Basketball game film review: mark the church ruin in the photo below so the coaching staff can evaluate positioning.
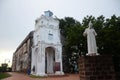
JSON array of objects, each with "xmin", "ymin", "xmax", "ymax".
[{"xmin": 12, "ymin": 11, "xmax": 64, "ymax": 76}]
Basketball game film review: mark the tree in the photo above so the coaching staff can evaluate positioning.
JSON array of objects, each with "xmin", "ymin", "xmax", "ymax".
[
  {"xmin": 59, "ymin": 15, "xmax": 120, "ymax": 73},
  {"xmin": 103, "ymin": 15, "xmax": 120, "ymax": 55},
  {"xmin": 1, "ymin": 63, "xmax": 8, "ymax": 72},
  {"xmin": 81, "ymin": 15, "xmax": 120, "ymax": 56},
  {"xmin": 59, "ymin": 17, "xmax": 82, "ymax": 72}
]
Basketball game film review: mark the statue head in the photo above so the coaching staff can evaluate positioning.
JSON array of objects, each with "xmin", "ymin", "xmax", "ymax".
[{"xmin": 88, "ymin": 21, "xmax": 93, "ymax": 29}]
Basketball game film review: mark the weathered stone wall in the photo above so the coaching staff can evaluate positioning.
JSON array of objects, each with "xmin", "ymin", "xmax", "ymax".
[
  {"xmin": 79, "ymin": 55, "xmax": 116, "ymax": 80},
  {"xmin": 12, "ymin": 31, "xmax": 33, "ymax": 72}
]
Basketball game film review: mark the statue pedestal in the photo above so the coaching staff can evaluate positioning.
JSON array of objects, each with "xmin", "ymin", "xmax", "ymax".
[{"xmin": 79, "ymin": 55, "xmax": 116, "ymax": 80}]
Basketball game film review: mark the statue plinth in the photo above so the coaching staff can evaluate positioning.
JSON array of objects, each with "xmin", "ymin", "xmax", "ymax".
[{"xmin": 79, "ymin": 55, "xmax": 116, "ymax": 80}]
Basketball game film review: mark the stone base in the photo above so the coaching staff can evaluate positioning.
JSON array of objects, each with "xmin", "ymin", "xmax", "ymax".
[
  {"xmin": 55, "ymin": 71, "xmax": 64, "ymax": 75},
  {"xmin": 31, "ymin": 71, "xmax": 64, "ymax": 77},
  {"xmin": 31, "ymin": 73, "xmax": 47, "ymax": 76},
  {"xmin": 79, "ymin": 55, "xmax": 116, "ymax": 80}
]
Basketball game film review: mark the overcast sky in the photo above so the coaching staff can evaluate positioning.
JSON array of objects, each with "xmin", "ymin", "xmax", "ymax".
[{"xmin": 0, "ymin": 0, "xmax": 120, "ymax": 66}]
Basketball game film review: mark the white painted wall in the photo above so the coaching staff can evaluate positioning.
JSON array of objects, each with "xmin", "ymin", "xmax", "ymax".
[{"xmin": 31, "ymin": 11, "xmax": 64, "ymax": 76}]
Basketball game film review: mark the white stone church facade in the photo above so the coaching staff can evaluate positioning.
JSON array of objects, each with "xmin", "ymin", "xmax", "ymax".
[{"xmin": 12, "ymin": 11, "xmax": 64, "ymax": 76}]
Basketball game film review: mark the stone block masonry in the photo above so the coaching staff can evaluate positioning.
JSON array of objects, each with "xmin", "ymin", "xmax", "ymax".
[{"xmin": 79, "ymin": 55, "xmax": 116, "ymax": 80}]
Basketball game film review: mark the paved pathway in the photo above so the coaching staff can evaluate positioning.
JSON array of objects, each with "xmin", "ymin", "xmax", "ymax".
[{"xmin": 3, "ymin": 72, "xmax": 79, "ymax": 80}]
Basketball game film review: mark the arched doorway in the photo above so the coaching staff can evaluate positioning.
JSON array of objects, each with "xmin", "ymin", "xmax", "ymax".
[{"xmin": 45, "ymin": 47, "xmax": 55, "ymax": 74}]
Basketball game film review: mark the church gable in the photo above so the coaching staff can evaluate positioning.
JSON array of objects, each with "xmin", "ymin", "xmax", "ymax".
[{"xmin": 35, "ymin": 14, "xmax": 59, "ymax": 30}]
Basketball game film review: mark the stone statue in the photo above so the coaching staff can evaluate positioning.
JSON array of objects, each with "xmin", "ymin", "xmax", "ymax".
[{"xmin": 83, "ymin": 21, "xmax": 99, "ymax": 56}]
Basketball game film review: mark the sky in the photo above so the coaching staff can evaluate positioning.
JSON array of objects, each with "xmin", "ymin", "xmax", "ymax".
[{"xmin": 0, "ymin": 0, "xmax": 120, "ymax": 67}]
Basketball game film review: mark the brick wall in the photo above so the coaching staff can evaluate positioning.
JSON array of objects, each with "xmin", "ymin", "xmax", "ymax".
[{"xmin": 79, "ymin": 55, "xmax": 116, "ymax": 80}]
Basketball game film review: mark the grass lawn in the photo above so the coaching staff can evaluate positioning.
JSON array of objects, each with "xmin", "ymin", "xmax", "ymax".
[{"xmin": 0, "ymin": 72, "xmax": 11, "ymax": 79}]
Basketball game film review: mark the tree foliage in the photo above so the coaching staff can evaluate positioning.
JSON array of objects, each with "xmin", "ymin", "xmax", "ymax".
[{"xmin": 59, "ymin": 15, "xmax": 120, "ymax": 73}]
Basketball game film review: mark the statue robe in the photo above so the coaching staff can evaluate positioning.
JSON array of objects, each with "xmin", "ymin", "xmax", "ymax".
[{"xmin": 84, "ymin": 28, "xmax": 97, "ymax": 54}]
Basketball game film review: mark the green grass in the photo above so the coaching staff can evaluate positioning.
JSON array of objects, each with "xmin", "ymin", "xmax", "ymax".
[
  {"xmin": 0, "ymin": 73, "xmax": 11, "ymax": 79},
  {"xmin": 30, "ymin": 75, "xmax": 47, "ymax": 78}
]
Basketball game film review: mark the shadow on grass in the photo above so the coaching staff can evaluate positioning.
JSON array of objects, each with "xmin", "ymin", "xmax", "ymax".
[{"xmin": 0, "ymin": 72, "xmax": 11, "ymax": 79}]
